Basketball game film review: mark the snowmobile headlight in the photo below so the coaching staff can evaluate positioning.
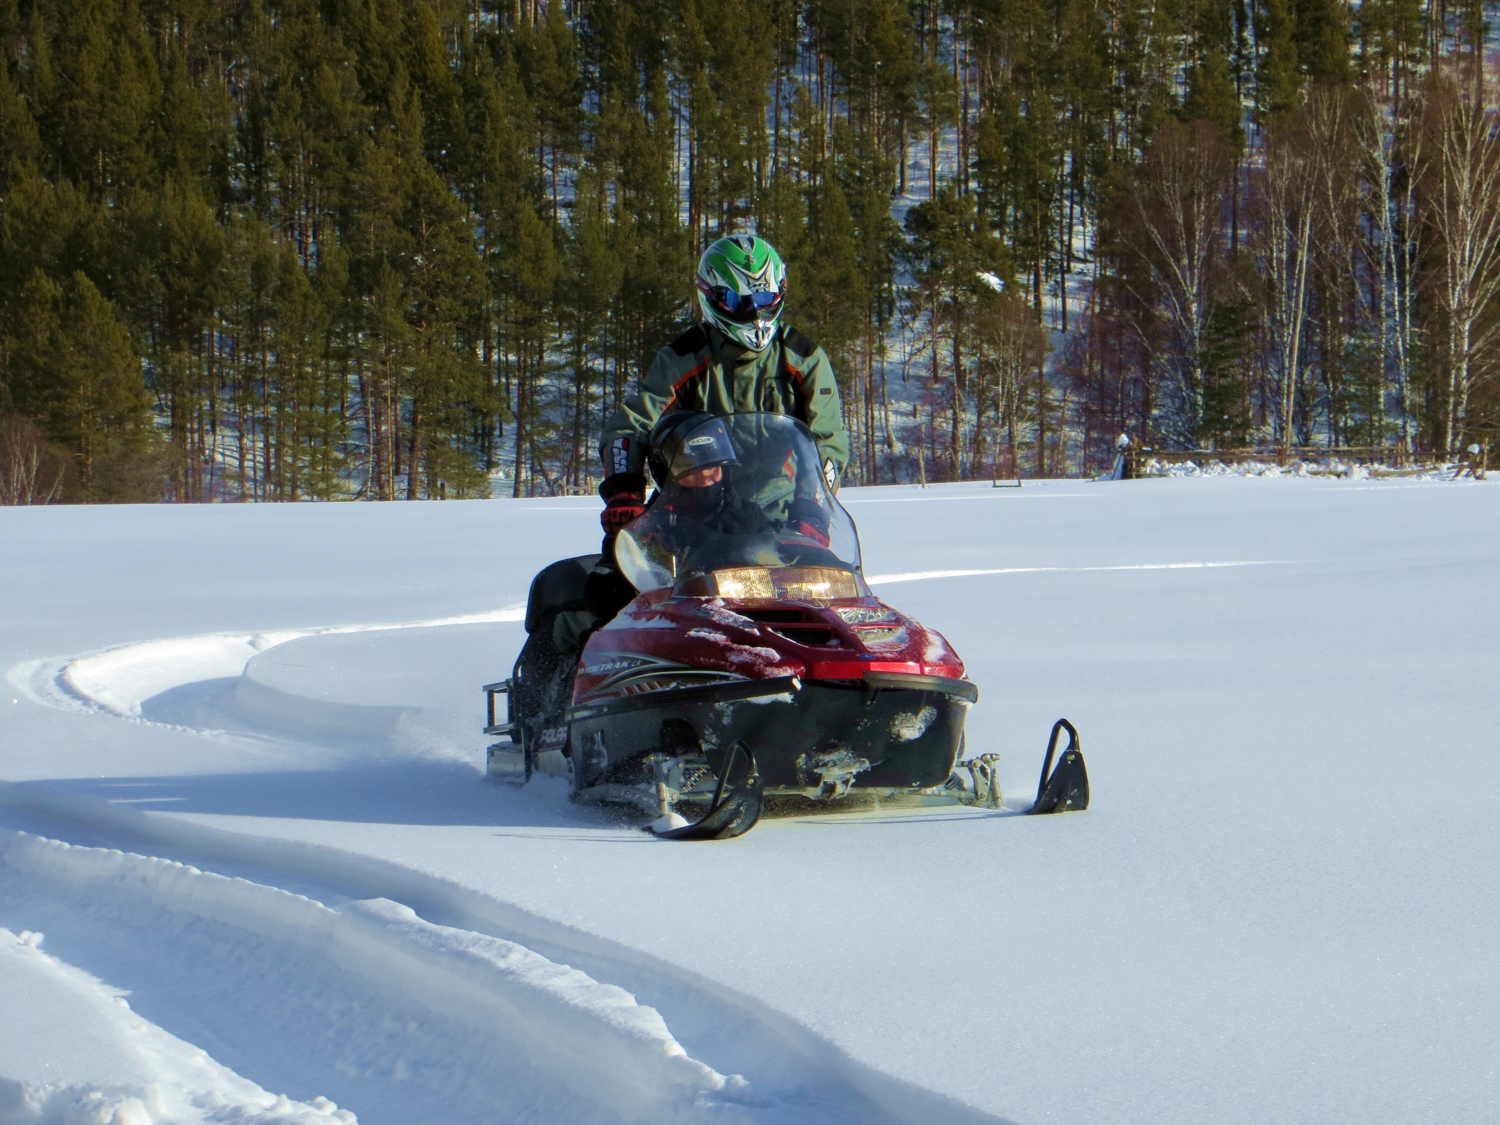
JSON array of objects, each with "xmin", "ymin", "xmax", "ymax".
[
  {"xmin": 689, "ymin": 566, "xmax": 864, "ymax": 601},
  {"xmin": 706, "ymin": 567, "xmax": 778, "ymax": 599},
  {"xmin": 770, "ymin": 567, "xmax": 863, "ymax": 601},
  {"xmin": 836, "ymin": 607, "xmax": 899, "ymax": 625},
  {"xmin": 854, "ymin": 625, "xmax": 909, "ymax": 649}
]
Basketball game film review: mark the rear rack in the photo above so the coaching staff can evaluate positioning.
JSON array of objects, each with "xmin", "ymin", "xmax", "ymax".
[
  {"xmin": 483, "ymin": 678, "xmax": 528, "ymax": 784},
  {"xmin": 483, "ymin": 679, "xmax": 516, "ymax": 737}
]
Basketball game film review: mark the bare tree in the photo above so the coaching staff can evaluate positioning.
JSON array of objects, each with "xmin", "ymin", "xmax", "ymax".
[
  {"xmin": 1423, "ymin": 77, "xmax": 1500, "ymax": 455},
  {"xmin": 1305, "ymin": 88, "xmax": 1368, "ymax": 445},
  {"xmin": 973, "ymin": 290, "xmax": 1049, "ymax": 473},
  {"xmin": 1355, "ymin": 83, "xmax": 1423, "ymax": 452},
  {"xmin": 1120, "ymin": 121, "xmax": 1233, "ymax": 445},
  {"xmin": 1393, "ymin": 103, "xmax": 1426, "ymax": 452},
  {"xmin": 0, "ymin": 416, "xmax": 66, "ymax": 505},
  {"xmin": 1254, "ymin": 124, "xmax": 1317, "ymax": 451}
]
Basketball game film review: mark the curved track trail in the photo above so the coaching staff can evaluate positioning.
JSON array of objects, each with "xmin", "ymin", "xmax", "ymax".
[
  {"xmin": 3, "ymin": 615, "xmax": 1009, "ymax": 1125},
  {"xmin": 4, "ymin": 480, "xmax": 1499, "ymax": 1125}
]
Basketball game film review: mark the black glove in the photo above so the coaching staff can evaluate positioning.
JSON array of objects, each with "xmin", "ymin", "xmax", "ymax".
[{"xmin": 585, "ymin": 562, "xmax": 638, "ymax": 620}]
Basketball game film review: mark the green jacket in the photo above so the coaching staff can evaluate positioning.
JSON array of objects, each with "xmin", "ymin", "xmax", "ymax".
[{"xmin": 600, "ymin": 323, "xmax": 850, "ymax": 487}]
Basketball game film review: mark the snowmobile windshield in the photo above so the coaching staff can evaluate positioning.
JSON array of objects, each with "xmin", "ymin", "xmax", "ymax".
[{"xmin": 615, "ymin": 414, "xmax": 863, "ymax": 597}]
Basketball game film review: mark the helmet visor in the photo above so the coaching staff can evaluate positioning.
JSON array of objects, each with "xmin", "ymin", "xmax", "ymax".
[
  {"xmin": 668, "ymin": 416, "xmax": 739, "ymax": 480},
  {"xmin": 698, "ymin": 280, "xmax": 784, "ymax": 324}
]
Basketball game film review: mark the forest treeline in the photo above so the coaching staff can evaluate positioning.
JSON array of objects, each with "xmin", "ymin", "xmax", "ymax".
[{"xmin": 0, "ymin": 0, "xmax": 1495, "ymax": 502}]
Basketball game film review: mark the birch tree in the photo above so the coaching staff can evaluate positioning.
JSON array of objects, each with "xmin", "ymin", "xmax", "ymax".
[
  {"xmin": 1304, "ymin": 89, "xmax": 1369, "ymax": 444},
  {"xmin": 1254, "ymin": 123, "xmax": 1316, "ymax": 450},
  {"xmin": 1423, "ymin": 77, "xmax": 1500, "ymax": 454},
  {"xmin": 1355, "ymin": 84, "xmax": 1421, "ymax": 451},
  {"xmin": 1122, "ymin": 120, "xmax": 1232, "ymax": 444}
]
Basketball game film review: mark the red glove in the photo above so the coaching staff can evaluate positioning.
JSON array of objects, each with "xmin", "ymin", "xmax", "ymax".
[
  {"xmin": 791, "ymin": 518, "xmax": 830, "ymax": 547},
  {"xmin": 603, "ymin": 492, "xmax": 645, "ymax": 534},
  {"xmin": 600, "ymin": 473, "xmax": 646, "ymax": 535},
  {"xmin": 786, "ymin": 498, "xmax": 831, "ymax": 547}
]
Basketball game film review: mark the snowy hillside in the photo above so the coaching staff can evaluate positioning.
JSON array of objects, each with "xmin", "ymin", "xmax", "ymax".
[{"xmin": 3, "ymin": 476, "xmax": 1498, "ymax": 1124}]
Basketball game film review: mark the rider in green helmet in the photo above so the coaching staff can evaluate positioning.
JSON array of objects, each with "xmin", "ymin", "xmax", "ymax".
[
  {"xmin": 696, "ymin": 233, "xmax": 790, "ymax": 351},
  {"xmin": 597, "ymin": 234, "xmax": 850, "ymax": 538},
  {"xmin": 509, "ymin": 236, "xmax": 852, "ymax": 750}
]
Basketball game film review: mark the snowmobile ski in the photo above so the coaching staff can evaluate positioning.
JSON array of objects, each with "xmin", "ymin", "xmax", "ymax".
[
  {"xmin": 1029, "ymin": 718, "xmax": 1089, "ymax": 814},
  {"xmin": 649, "ymin": 741, "xmax": 764, "ymax": 840}
]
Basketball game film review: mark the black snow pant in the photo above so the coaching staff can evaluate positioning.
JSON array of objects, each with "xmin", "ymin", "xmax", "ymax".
[{"xmin": 511, "ymin": 547, "xmax": 636, "ymax": 749}]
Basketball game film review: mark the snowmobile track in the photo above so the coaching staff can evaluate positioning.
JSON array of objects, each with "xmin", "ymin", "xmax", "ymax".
[{"xmin": 0, "ymin": 781, "xmax": 1010, "ymax": 1125}]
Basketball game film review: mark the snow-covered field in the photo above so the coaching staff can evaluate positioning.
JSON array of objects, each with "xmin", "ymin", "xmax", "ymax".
[{"xmin": 3, "ymin": 476, "xmax": 1497, "ymax": 1124}]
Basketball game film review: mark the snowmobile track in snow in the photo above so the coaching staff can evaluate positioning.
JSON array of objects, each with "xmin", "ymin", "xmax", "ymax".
[
  {"xmin": 0, "ymin": 781, "xmax": 1010, "ymax": 1125},
  {"xmin": 0, "ymin": 565, "xmax": 1265, "ymax": 1125}
]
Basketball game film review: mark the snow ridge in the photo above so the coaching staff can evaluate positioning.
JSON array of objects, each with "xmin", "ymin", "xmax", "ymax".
[
  {"xmin": 7, "ymin": 606, "xmax": 526, "ymax": 720},
  {"xmin": 0, "ymin": 832, "xmax": 750, "ymax": 1124},
  {"xmin": 0, "ymin": 783, "xmax": 1008, "ymax": 1125},
  {"xmin": 0, "ymin": 927, "xmax": 355, "ymax": 1125}
]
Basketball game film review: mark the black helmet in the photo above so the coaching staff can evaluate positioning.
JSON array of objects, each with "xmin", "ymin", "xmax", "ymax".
[{"xmin": 647, "ymin": 412, "xmax": 739, "ymax": 486}]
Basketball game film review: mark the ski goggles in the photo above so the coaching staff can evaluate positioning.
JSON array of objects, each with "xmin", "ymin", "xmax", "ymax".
[{"xmin": 699, "ymin": 281, "xmax": 784, "ymax": 323}]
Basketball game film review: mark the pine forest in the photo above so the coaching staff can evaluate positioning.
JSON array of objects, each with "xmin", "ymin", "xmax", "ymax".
[{"xmin": 0, "ymin": 0, "xmax": 1496, "ymax": 502}]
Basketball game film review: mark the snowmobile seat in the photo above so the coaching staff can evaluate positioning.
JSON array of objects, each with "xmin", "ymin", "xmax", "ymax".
[{"xmin": 525, "ymin": 554, "xmax": 602, "ymax": 635}]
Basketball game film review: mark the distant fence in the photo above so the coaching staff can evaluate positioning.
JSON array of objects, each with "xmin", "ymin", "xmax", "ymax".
[{"xmin": 1140, "ymin": 446, "xmax": 1412, "ymax": 466}]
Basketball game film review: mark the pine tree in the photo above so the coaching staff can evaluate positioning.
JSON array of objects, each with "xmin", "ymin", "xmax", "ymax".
[
  {"xmin": 0, "ymin": 63, "xmax": 41, "ymax": 186},
  {"xmin": 2, "ymin": 268, "xmax": 151, "ymax": 496},
  {"xmin": 0, "ymin": 0, "xmax": 1482, "ymax": 497},
  {"xmin": 1257, "ymin": 0, "xmax": 1305, "ymax": 119},
  {"xmin": 903, "ymin": 182, "xmax": 1007, "ymax": 475}
]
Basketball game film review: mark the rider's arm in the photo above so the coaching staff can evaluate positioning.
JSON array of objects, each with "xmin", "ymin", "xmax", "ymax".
[
  {"xmin": 781, "ymin": 330, "xmax": 851, "ymax": 490},
  {"xmin": 598, "ymin": 329, "xmax": 708, "ymax": 479}
]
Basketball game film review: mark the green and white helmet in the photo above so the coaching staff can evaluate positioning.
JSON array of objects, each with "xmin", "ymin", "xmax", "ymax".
[{"xmin": 695, "ymin": 234, "xmax": 787, "ymax": 351}]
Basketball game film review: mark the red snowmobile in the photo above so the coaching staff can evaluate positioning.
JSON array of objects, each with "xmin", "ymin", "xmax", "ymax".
[{"xmin": 483, "ymin": 413, "xmax": 1087, "ymax": 839}]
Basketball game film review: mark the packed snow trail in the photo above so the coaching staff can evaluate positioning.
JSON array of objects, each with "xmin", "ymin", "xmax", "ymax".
[
  {"xmin": 0, "ymin": 924, "xmax": 355, "ymax": 1125},
  {"xmin": 0, "ymin": 786, "xmax": 1005, "ymax": 1125},
  {"xmin": 0, "ymin": 832, "xmax": 752, "ymax": 1125},
  {"xmin": 3, "ymin": 479, "xmax": 1500, "ymax": 1124}
]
